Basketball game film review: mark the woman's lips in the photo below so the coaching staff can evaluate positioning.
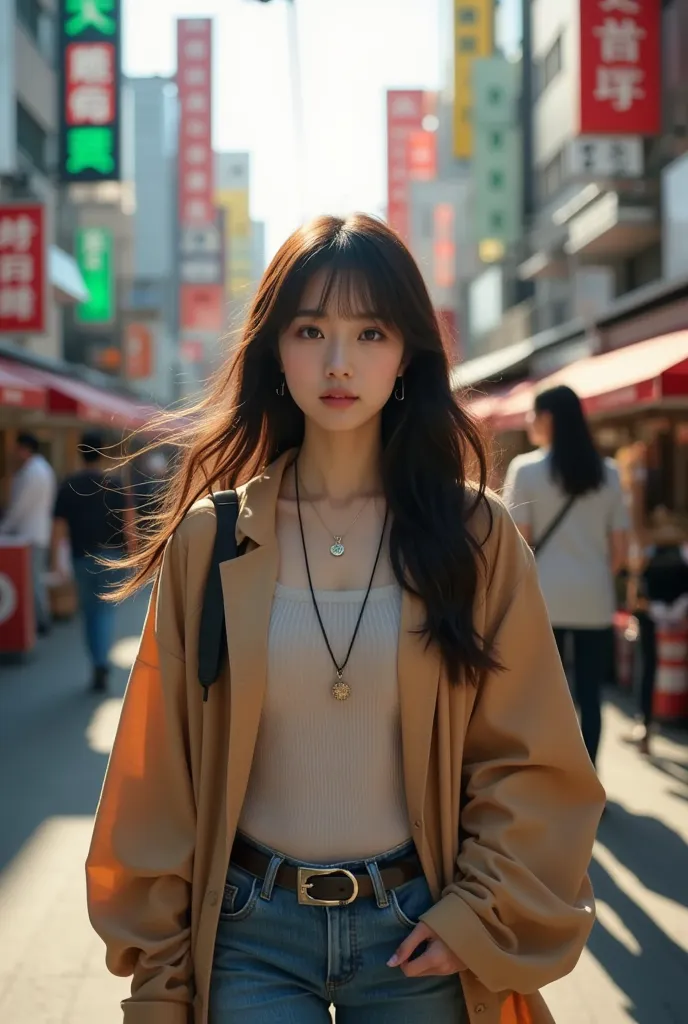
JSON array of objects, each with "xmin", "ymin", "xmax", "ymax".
[{"xmin": 320, "ymin": 394, "xmax": 358, "ymax": 409}]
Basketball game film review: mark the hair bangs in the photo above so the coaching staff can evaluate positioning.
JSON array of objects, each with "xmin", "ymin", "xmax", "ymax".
[{"xmin": 275, "ymin": 231, "xmax": 408, "ymax": 334}]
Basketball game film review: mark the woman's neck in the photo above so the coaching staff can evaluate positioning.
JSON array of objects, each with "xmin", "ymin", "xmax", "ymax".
[{"xmin": 294, "ymin": 422, "xmax": 383, "ymax": 503}]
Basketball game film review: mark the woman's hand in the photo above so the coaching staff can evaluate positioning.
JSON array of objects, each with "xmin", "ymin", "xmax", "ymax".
[{"xmin": 387, "ymin": 922, "xmax": 466, "ymax": 977}]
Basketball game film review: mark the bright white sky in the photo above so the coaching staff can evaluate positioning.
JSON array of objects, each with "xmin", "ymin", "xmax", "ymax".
[{"xmin": 123, "ymin": 0, "xmax": 446, "ymax": 259}]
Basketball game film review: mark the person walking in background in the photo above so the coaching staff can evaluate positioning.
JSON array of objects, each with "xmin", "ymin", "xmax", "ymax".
[
  {"xmin": 0, "ymin": 432, "xmax": 56, "ymax": 636},
  {"xmin": 503, "ymin": 385, "xmax": 629, "ymax": 768},
  {"xmin": 51, "ymin": 432, "xmax": 135, "ymax": 693}
]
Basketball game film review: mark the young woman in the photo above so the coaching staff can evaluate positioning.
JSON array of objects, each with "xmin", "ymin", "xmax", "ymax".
[
  {"xmin": 503, "ymin": 385, "xmax": 629, "ymax": 767},
  {"xmin": 86, "ymin": 215, "xmax": 604, "ymax": 1024}
]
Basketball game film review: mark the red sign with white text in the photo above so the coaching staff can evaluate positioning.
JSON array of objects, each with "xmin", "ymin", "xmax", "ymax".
[
  {"xmin": 407, "ymin": 130, "xmax": 437, "ymax": 182},
  {"xmin": 65, "ymin": 43, "xmax": 116, "ymax": 126},
  {"xmin": 579, "ymin": 0, "xmax": 661, "ymax": 135},
  {"xmin": 0, "ymin": 204, "xmax": 46, "ymax": 335},
  {"xmin": 177, "ymin": 19, "xmax": 214, "ymax": 226},
  {"xmin": 386, "ymin": 90, "xmax": 424, "ymax": 242}
]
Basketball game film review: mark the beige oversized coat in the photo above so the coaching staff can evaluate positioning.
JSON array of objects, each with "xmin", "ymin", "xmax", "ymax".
[{"xmin": 86, "ymin": 451, "xmax": 605, "ymax": 1024}]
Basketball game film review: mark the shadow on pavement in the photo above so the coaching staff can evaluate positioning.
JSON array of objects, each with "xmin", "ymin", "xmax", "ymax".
[
  {"xmin": 599, "ymin": 801, "xmax": 688, "ymax": 907},
  {"xmin": 588, "ymin": 856, "xmax": 687, "ymax": 1024},
  {"xmin": 0, "ymin": 592, "xmax": 148, "ymax": 874},
  {"xmin": 586, "ymin": 803, "xmax": 688, "ymax": 1023}
]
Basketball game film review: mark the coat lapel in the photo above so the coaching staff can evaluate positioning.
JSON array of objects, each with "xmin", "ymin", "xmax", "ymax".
[
  {"xmin": 398, "ymin": 586, "xmax": 441, "ymax": 881},
  {"xmin": 219, "ymin": 451, "xmax": 293, "ymax": 832}
]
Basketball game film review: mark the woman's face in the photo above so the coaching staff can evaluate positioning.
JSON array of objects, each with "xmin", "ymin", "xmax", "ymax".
[{"xmin": 278, "ymin": 270, "xmax": 405, "ymax": 435}]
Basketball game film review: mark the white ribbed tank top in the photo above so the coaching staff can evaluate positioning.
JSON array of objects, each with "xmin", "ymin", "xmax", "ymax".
[{"xmin": 237, "ymin": 582, "xmax": 411, "ymax": 862}]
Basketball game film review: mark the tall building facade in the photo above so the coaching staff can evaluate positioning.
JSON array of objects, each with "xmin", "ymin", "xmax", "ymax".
[{"xmin": 0, "ymin": 0, "xmax": 88, "ymax": 360}]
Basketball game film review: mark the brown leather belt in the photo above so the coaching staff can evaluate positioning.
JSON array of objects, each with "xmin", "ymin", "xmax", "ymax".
[{"xmin": 231, "ymin": 835, "xmax": 422, "ymax": 907}]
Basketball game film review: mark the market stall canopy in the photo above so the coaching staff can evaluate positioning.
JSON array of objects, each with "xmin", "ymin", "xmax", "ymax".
[
  {"xmin": 0, "ymin": 358, "xmax": 46, "ymax": 411},
  {"xmin": 0, "ymin": 362, "xmax": 155, "ymax": 430},
  {"xmin": 479, "ymin": 332, "xmax": 688, "ymax": 433}
]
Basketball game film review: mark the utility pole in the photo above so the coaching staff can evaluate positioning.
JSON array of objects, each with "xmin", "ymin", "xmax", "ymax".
[{"xmin": 251, "ymin": 0, "xmax": 305, "ymax": 225}]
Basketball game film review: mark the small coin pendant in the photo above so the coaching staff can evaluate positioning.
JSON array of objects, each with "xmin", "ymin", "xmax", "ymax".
[
  {"xmin": 330, "ymin": 538, "xmax": 345, "ymax": 557},
  {"xmin": 332, "ymin": 677, "xmax": 351, "ymax": 701}
]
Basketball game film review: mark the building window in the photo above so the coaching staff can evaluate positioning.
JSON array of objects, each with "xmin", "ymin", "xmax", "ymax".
[
  {"xmin": 490, "ymin": 210, "xmax": 505, "ymax": 232},
  {"xmin": 489, "ymin": 169, "xmax": 505, "ymax": 189},
  {"xmin": 458, "ymin": 36, "xmax": 477, "ymax": 52},
  {"xmin": 17, "ymin": 102, "xmax": 49, "ymax": 174},
  {"xmin": 542, "ymin": 35, "xmax": 563, "ymax": 91},
  {"xmin": 457, "ymin": 7, "xmax": 477, "ymax": 24},
  {"xmin": 489, "ymin": 130, "xmax": 504, "ymax": 150},
  {"xmin": 538, "ymin": 148, "xmax": 566, "ymax": 202},
  {"xmin": 16, "ymin": 0, "xmax": 40, "ymax": 40}
]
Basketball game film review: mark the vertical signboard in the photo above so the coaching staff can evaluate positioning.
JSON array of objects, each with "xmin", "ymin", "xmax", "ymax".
[
  {"xmin": 58, "ymin": 0, "xmax": 122, "ymax": 182},
  {"xmin": 433, "ymin": 204, "xmax": 456, "ymax": 290},
  {"xmin": 177, "ymin": 19, "xmax": 223, "ymax": 345},
  {"xmin": 177, "ymin": 18, "xmax": 214, "ymax": 226},
  {"xmin": 472, "ymin": 56, "xmax": 522, "ymax": 253},
  {"xmin": 0, "ymin": 204, "xmax": 47, "ymax": 335},
  {"xmin": 75, "ymin": 227, "xmax": 114, "ymax": 323},
  {"xmin": 386, "ymin": 91, "xmax": 424, "ymax": 243},
  {"xmin": 579, "ymin": 0, "xmax": 661, "ymax": 135},
  {"xmin": 453, "ymin": 0, "xmax": 494, "ymax": 160},
  {"xmin": 407, "ymin": 131, "xmax": 437, "ymax": 182},
  {"xmin": 124, "ymin": 322, "xmax": 155, "ymax": 379},
  {"xmin": 215, "ymin": 152, "xmax": 252, "ymax": 303}
]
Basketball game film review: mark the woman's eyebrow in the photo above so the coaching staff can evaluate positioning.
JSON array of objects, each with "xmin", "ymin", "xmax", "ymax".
[{"xmin": 294, "ymin": 308, "xmax": 383, "ymax": 320}]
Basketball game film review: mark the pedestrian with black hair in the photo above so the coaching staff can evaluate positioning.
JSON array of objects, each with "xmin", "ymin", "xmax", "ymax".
[{"xmin": 52, "ymin": 432, "xmax": 135, "ymax": 692}]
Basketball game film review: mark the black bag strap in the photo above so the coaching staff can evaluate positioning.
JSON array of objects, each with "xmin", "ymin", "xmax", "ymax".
[
  {"xmin": 197, "ymin": 490, "xmax": 239, "ymax": 699},
  {"xmin": 532, "ymin": 494, "xmax": 577, "ymax": 559}
]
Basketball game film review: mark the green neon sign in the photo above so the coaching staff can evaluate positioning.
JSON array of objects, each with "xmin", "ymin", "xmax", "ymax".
[
  {"xmin": 65, "ymin": 0, "xmax": 117, "ymax": 37},
  {"xmin": 76, "ymin": 227, "xmax": 114, "ymax": 324},
  {"xmin": 65, "ymin": 126, "xmax": 115, "ymax": 175}
]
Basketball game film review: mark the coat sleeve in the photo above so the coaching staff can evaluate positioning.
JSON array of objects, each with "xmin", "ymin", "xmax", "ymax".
[
  {"xmin": 421, "ymin": 516, "xmax": 606, "ymax": 994},
  {"xmin": 86, "ymin": 530, "xmax": 196, "ymax": 1024}
]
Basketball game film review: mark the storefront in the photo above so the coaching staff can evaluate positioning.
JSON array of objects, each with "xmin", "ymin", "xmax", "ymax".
[{"xmin": 472, "ymin": 332, "xmax": 688, "ymax": 518}]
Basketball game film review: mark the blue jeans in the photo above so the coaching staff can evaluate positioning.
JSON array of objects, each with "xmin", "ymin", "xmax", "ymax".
[
  {"xmin": 210, "ymin": 835, "xmax": 466, "ymax": 1023},
  {"xmin": 73, "ymin": 553, "xmax": 123, "ymax": 670}
]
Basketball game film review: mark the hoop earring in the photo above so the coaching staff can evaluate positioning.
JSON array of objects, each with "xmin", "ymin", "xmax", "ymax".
[
  {"xmin": 394, "ymin": 376, "xmax": 405, "ymax": 401},
  {"xmin": 276, "ymin": 374, "xmax": 286, "ymax": 397}
]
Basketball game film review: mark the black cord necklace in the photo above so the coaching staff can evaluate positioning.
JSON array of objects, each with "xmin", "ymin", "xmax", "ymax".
[{"xmin": 294, "ymin": 459, "xmax": 389, "ymax": 701}]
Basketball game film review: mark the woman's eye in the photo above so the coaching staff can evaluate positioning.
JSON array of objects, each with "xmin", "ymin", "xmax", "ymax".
[
  {"xmin": 361, "ymin": 328, "xmax": 384, "ymax": 342},
  {"xmin": 298, "ymin": 326, "xmax": 323, "ymax": 340}
]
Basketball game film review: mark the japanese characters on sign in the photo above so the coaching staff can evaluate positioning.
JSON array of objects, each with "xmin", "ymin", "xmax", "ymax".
[
  {"xmin": 386, "ymin": 91, "xmax": 425, "ymax": 243},
  {"xmin": 0, "ymin": 204, "xmax": 46, "ymax": 335},
  {"xmin": 177, "ymin": 19, "xmax": 214, "ymax": 227},
  {"xmin": 407, "ymin": 131, "xmax": 437, "ymax": 183},
  {"xmin": 75, "ymin": 227, "xmax": 114, "ymax": 324},
  {"xmin": 453, "ymin": 0, "xmax": 494, "ymax": 160},
  {"xmin": 579, "ymin": 0, "xmax": 661, "ymax": 135},
  {"xmin": 58, "ymin": 0, "xmax": 121, "ymax": 182}
]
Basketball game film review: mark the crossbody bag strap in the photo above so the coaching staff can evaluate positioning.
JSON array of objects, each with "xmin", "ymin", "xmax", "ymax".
[
  {"xmin": 532, "ymin": 494, "xmax": 578, "ymax": 559},
  {"xmin": 197, "ymin": 490, "xmax": 239, "ymax": 698}
]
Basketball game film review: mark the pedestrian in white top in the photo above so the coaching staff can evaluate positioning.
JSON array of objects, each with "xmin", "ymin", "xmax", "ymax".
[
  {"xmin": 0, "ymin": 433, "xmax": 57, "ymax": 634},
  {"xmin": 503, "ymin": 386, "xmax": 629, "ymax": 767}
]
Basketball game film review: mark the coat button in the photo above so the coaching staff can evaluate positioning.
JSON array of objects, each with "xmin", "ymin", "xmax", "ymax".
[
  {"xmin": 207, "ymin": 890, "xmax": 218, "ymax": 906},
  {"xmin": 474, "ymin": 1004, "xmax": 487, "ymax": 1014}
]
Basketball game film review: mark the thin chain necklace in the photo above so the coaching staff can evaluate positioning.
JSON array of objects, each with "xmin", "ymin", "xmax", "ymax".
[
  {"xmin": 294, "ymin": 460, "xmax": 389, "ymax": 701},
  {"xmin": 298, "ymin": 475, "xmax": 372, "ymax": 557}
]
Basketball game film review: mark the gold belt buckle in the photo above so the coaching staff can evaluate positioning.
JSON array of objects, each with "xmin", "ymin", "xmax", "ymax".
[{"xmin": 297, "ymin": 867, "xmax": 359, "ymax": 906}]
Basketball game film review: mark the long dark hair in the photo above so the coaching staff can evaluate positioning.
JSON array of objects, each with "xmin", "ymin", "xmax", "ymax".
[
  {"xmin": 535, "ymin": 385, "xmax": 604, "ymax": 496},
  {"xmin": 116, "ymin": 213, "xmax": 499, "ymax": 685}
]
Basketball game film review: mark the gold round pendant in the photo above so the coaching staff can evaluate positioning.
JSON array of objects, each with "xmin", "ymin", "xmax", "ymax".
[{"xmin": 331, "ymin": 679, "xmax": 351, "ymax": 701}]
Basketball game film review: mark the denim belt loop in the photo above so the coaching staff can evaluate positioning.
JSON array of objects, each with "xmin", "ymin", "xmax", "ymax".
[
  {"xmin": 260, "ymin": 852, "xmax": 285, "ymax": 901},
  {"xmin": 365, "ymin": 858, "xmax": 390, "ymax": 909}
]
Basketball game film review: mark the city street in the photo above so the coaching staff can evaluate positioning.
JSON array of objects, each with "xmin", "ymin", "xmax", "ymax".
[{"xmin": 0, "ymin": 596, "xmax": 686, "ymax": 1024}]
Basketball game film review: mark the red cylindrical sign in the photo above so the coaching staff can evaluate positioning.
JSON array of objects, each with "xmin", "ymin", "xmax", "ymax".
[{"xmin": 0, "ymin": 542, "xmax": 36, "ymax": 653}]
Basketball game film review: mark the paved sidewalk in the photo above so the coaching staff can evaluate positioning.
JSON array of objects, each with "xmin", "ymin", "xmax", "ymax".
[{"xmin": 0, "ymin": 599, "xmax": 686, "ymax": 1023}]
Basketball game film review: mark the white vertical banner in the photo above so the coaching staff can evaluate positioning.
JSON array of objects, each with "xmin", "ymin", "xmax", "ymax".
[{"xmin": 0, "ymin": 0, "xmax": 17, "ymax": 175}]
